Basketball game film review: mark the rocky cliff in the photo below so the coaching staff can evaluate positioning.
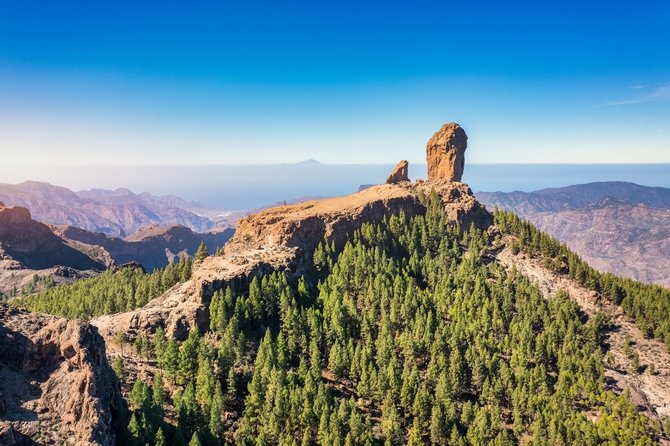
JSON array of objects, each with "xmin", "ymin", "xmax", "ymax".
[
  {"xmin": 0, "ymin": 205, "xmax": 106, "ymax": 272},
  {"xmin": 0, "ymin": 304, "xmax": 124, "ymax": 445}
]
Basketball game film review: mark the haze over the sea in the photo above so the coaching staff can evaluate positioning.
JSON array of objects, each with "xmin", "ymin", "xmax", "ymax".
[{"xmin": 2, "ymin": 163, "xmax": 669, "ymax": 210}]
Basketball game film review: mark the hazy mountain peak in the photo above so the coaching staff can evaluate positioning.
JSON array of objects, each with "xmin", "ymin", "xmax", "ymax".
[{"xmin": 295, "ymin": 158, "xmax": 321, "ymax": 165}]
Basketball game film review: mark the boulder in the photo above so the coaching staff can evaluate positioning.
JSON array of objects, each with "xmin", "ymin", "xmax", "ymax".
[
  {"xmin": 426, "ymin": 122, "xmax": 468, "ymax": 182},
  {"xmin": 386, "ymin": 160, "xmax": 409, "ymax": 184}
]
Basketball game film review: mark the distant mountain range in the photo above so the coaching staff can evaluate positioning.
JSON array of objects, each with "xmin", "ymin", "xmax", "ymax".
[
  {"xmin": 0, "ymin": 203, "xmax": 234, "ymax": 295},
  {"xmin": 477, "ymin": 181, "xmax": 670, "ymax": 287},
  {"xmin": 53, "ymin": 224, "xmax": 234, "ymax": 271},
  {"xmin": 0, "ymin": 181, "xmax": 235, "ymax": 237},
  {"xmin": 4, "ymin": 179, "xmax": 669, "ymax": 291}
]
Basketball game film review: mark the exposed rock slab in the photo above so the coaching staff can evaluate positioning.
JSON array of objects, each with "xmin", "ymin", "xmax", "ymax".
[
  {"xmin": 0, "ymin": 304, "xmax": 123, "ymax": 445},
  {"xmin": 426, "ymin": 122, "xmax": 468, "ymax": 182}
]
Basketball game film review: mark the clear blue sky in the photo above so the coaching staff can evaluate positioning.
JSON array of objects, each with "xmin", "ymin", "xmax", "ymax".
[{"xmin": 1, "ymin": 0, "xmax": 668, "ymax": 166}]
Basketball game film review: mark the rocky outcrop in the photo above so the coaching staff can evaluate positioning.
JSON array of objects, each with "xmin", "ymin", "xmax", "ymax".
[
  {"xmin": 386, "ymin": 160, "xmax": 409, "ymax": 184},
  {"xmin": 417, "ymin": 181, "xmax": 493, "ymax": 231},
  {"xmin": 426, "ymin": 122, "xmax": 468, "ymax": 182},
  {"xmin": 0, "ymin": 304, "xmax": 124, "ymax": 445},
  {"xmin": 0, "ymin": 205, "xmax": 106, "ymax": 271}
]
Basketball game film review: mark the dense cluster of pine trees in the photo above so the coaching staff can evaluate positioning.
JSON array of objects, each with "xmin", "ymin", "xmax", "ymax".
[
  {"xmin": 495, "ymin": 209, "xmax": 670, "ymax": 349},
  {"xmin": 113, "ymin": 195, "xmax": 658, "ymax": 445},
  {"xmin": 21, "ymin": 257, "xmax": 193, "ymax": 318}
]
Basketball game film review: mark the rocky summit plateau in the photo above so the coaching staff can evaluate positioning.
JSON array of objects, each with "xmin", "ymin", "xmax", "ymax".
[{"xmin": 2, "ymin": 123, "xmax": 670, "ymax": 445}]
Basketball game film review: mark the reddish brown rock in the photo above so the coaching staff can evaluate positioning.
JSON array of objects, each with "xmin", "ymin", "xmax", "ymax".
[
  {"xmin": 386, "ymin": 160, "xmax": 409, "ymax": 184},
  {"xmin": 426, "ymin": 122, "xmax": 468, "ymax": 182},
  {"xmin": 0, "ymin": 304, "xmax": 123, "ymax": 446}
]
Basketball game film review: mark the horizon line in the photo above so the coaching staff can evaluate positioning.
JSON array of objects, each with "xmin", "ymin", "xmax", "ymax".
[{"xmin": 4, "ymin": 162, "xmax": 670, "ymax": 168}]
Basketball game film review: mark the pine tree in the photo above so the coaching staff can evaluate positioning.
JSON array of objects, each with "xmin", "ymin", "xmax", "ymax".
[
  {"xmin": 195, "ymin": 242, "xmax": 209, "ymax": 261},
  {"xmin": 208, "ymin": 394, "xmax": 224, "ymax": 443},
  {"xmin": 127, "ymin": 413, "xmax": 143, "ymax": 446},
  {"xmin": 129, "ymin": 380, "xmax": 151, "ymax": 412},
  {"xmin": 153, "ymin": 372, "xmax": 167, "ymax": 409},
  {"xmin": 381, "ymin": 393, "xmax": 400, "ymax": 445},
  {"xmin": 226, "ymin": 366, "xmax": 237, "ymax": 401},
  {"xmin": 179, "ymin": 328, "xmax": 200, "ymax": 383},
  {"xmin": 154, "ymin": 427, "xmax": 167, "ymax": 446},
  {"xmin": 163, "ymin": 338, "xmax": 180, "ymax": 382},
  {"xmin": 195, "ymin": 356, "xmax": 215, "ymax": 413},
  {"xmin": 153, "ymin": 327, "xmax": 168, "ymax": 359},
  {"xmin": 189, "ymin": 432, "xmax": 203, "ymax": 446},
  {"xmin": 112, "ymin": 356, "xmax": 126, "ymax": 381}
]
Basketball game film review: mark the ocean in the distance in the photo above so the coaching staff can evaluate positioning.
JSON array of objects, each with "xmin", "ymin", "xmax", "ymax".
[{"xmin": 5, "ymin": 163, "xmax": 670, "ymax": 210}]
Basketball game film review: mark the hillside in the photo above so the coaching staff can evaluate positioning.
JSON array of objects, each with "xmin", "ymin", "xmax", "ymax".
[
  {"xmin": 0, "ymin": 204, "xmax": 108, "ymax": 297},
  {"xmin": 0, "ymin": 181, "xmax": 227, "ymax": 237},
  {"xmin": 11, "ymin": 123, "xmax": 669, "ymax": 445},
  {"xmin": 477, "ymin": 182, "xmax": 670, "ymax": 287}
]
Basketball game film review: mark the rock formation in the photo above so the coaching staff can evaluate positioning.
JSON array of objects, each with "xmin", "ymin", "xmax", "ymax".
[
  {"xmin": 93, "ymin": 123, "xmax": 492, "ymax": 342},
  {"xmin": 0, "ymin": 304, "xmax": 123, "ymax": 445},
  {"xmin": 385, "ymin": 160, "xmax": 409, "ymax": 184},
  {"xmin": 426, "ymin": 122, "xmax": 468, "ymax": 182},
  {"xmin": 0, "ymin": 204, "xmax": 107, "ymax": 271},
  {"xmin": 93, "ymin": 181, "xmax": 492, "ymax": 341}
]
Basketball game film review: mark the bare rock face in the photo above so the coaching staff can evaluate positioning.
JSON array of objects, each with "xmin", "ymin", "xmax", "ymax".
[
  {"xmin": 0, "ymin": 205, "xmax": 106, "ymax": 271},
  {"xmin": 416, "ymin": 182, "xmax": 492, "ymax": 230},
  {"xmin": 426, "ymin": 122, "xmax": 468, "ymax": 182},
  {"xmin": 0, "ymin": 304, "xmax": 124, "ymax": 446},
  {"xmin": 386, "ymin": 160, "xmax": 409, "ymax": 184}
]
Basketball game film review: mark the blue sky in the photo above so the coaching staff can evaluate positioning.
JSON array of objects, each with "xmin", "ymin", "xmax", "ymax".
[{"xmin": 1, "ymin": 0, "xmax": 669, "ymax": 166}]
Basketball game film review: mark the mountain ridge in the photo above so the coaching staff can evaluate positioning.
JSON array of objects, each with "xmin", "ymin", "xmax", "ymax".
[
  {"xmin": 0, "ymin": 181, "xmax": 226, "ymax": 237},
  {"xmin": 7, "ymin": 125, "xmax": 670, "ymax": 445},
  {"xmin": 477, "ymin": 181, "xmax": 670, "ymax": 287}
]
